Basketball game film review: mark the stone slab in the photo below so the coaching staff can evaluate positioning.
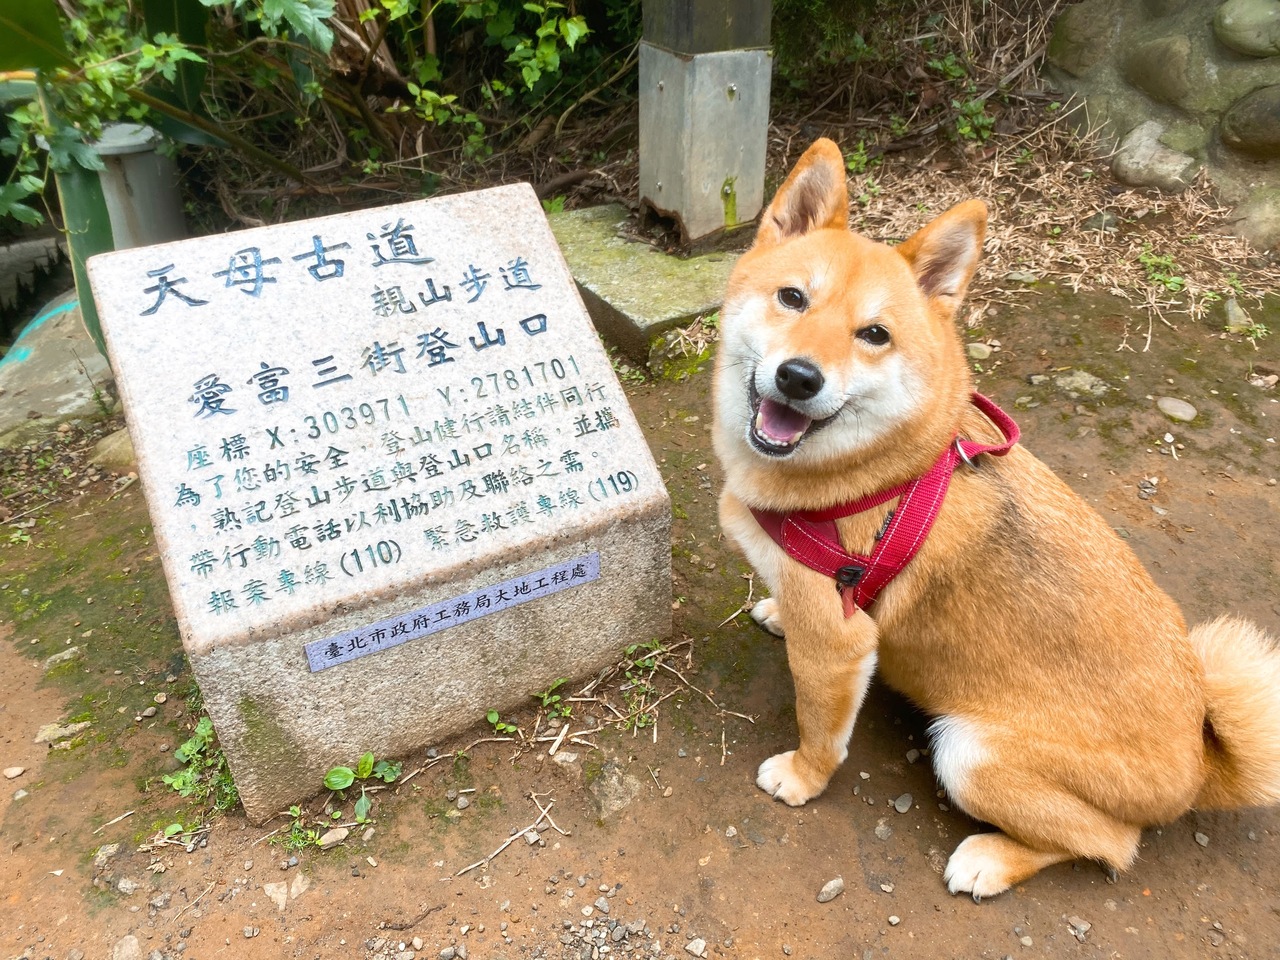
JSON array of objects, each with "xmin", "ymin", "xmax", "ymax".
[
  {"xmin": 85, "ymin": 183, "xmax": 671, "ymax": 821},
  {"xmin": 0, "ymin": 291, "xmax": 113, "ymax": 446},
  {"xmin": 548, "ymin": 204, "xmax": 737, "ymax": 361}
]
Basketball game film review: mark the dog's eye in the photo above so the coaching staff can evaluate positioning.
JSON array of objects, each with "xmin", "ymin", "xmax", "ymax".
[
  {"xmin": 777, "ymin": 287, "xmax": 807, "ymax": 311},
  {"xmin": 857, "ymin": 324, "xmax": 891, "ymax": 345}
]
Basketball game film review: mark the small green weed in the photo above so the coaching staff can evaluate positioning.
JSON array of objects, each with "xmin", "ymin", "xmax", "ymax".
[
  {"xmin": 1139, "ymin": 245, "xmax": 1186, "ymax": 293},
  {"xmin": 486, "ymin": 709, "xmax": 519, "ymax": 735},
  {"xmin": 856, "ymin": 176, "xmax": 882, "ymax": 206},
  {"xmin": 844, "ymin": 140, "xmax": 880, "ymax": 176},
  {"xmin": 927, "ymin": 52, "xmax": 967, "ymax": 80},
  {"xmin": 162, "ymin": 716, "xmax": 239, "ymax": 812},
  {"xmin": 275, "ymin": 805, "xmax": 321, "ymax": 851},
  {"xmin": 541, "ymin": 194, "xmax": 567, "ymax": 214},
  {"xmin": 323, "ymin": 751, "xmax": 402, "ymax": 827},
  {"xmin": 323, "ymin": 751, "xmax": 402, "ymax": 791},
  {"xmin": 620, "ymin": 639, "xmax": 667, "ymax": 731},
  {"xmin": 533, "ymin": 677, "xmax": 572, "ymax": 719},
  {"xmin": 952, "ymin": 97, "xmax": 994, "ymax": 142}
]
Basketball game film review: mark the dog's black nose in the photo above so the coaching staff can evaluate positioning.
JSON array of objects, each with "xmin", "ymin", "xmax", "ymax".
[{"xmin": 775, "ymin": 358, "xmax": 824, "ymax": 401}]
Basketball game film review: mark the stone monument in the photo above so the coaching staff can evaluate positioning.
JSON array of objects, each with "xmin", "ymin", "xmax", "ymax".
[{"xmin": 86, "ymin": 184, "xmax": 672, "ymax": 822}]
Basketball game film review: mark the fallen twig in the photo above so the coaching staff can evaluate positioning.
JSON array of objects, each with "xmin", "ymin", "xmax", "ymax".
[
  {"xmin": 382, "ymin": 902, "xmax": 443, "ymax": 931},
  {"xmin": 529, "ymin": 791, "xmax": 569, "ymax": 836},
  {"xmin": 171, "ymin": 880, "xmax": 215, "ymax": 924},
  {"xmin": 93, "ymin": 810, "xmax": 135, "ymax": 835},
  {"xmin": 455, "ymin": 798, "xmax": 558, "ymax": 877}
]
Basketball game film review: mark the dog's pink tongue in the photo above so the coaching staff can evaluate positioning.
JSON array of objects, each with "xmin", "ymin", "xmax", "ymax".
[{"xmin": 756, "ymin": 398, "xmax": 812, "ymax": 445}]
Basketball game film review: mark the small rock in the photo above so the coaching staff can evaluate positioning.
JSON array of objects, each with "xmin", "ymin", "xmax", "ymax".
[
  {"xmin": 94, "ymin": 843, "xmax": 122, "ymax": 869},
  {"xmin": 1020, "ymin": 936, "xmax": 1033, "ymax": 947},
  {"xmin": 1195, "ymin": 831, "xmax": 1210, "ymax": 847},
  {"xmin": 153, "ymin": 692, "xmax": 168, "ymax": 704},
  {"xmin": 362, "ymin": 827, "xmax": 376, "ymax": 842},
  {"xmin": 43, "ymin": 646, "xmax": 82, "ymax": 671},
  {"xmin": 880, "ymin": 882, "xmax": 895, "ymax": 893},
  {"xmin": 13, "ymin": 788, "xmax": 28, "ymax": 800},
  {"xmin": 149, "ymin": 891, "xmax": 171, "ymax": 910},
  {"xmin": 905, "ymin": 749, "xmax": 920, "ymax": 764},
  {"xmin": 1053, "ymin": 369, "xmax": 1108, "ymax": 398},
  {"xmin": 893, "ymin": 793, "xmax": 913, "ymax": 814},
  {"xmin": 595, "ymin": 896, "xmax": 610, "ymax": 914},
  {"xmin": 318, "ymin": 827, "xmax": 349, "ymax": 850},
  {"xmin": 816, "ymin": 877, "xmax": 845, "ymax": 903},
  {"xmin": 874, "ymin": 820, "xmax": 893, "ymax": 841},
  {"xmin": 243, "ymin": 926, "xmax": 259, "ymax": 938},
  {"xmin": 967, "ymin": 342, "xmax": 993, "ymax": 360},
  {"xmin": 1224, "ymin": 297, "xmax": 1256, "ymax": 335},
  {"xmin": 725, "ymin": 825, "xmax": 738, "ymax": 838},
  {"xmin": 888, "ymin": 915, "xmax": 901, "ymax": 926},
  {"xmin": 456, "ymin": 795, "xmax": 470, "ymax": 810},
  {"xmin": 116, "ymin": 877, "xmax": 140, "ymax": 895},
  {"xmin": 141, "ymin": 706, "xmax": 157, "ymax": 718},
  {"xmin": 34, "ymin": 720, "xmax": 91, "ymax": 744},
  {"xmin": 1080, "ymin": 210, "xmax": 1120, "ymax": 232},
  {"xmin": 684, "ymin": 938, "xmax": 708, "ymax": 958},
  {"xmin": 112, "ymin": 935, "xmax": 142, "ymax": 960},
  {"xmin": 3, "ymin": 766, "xmax": 24, "ymax": 779},
  {"xmin": 1068, "ymin": 916, "xmax": 1091, "ymax": 941},
  {"xmin": 1112, "ymin": 120, "xmax": 1198, "ymax": 193},
  {"xmin": 1004, "ymin": 270, "xmax": 1039, "ymax": 284},
  {"xmin": 264, "ymin": 881, "xmax": 288, "ymax": 911},
  {"xmin": 1156, "ymin": 397, "xmax": 1197, "ymax": 422},
  {"xmin": 440, "ymin": 947, "xmax": 456, "ymax": 960}
]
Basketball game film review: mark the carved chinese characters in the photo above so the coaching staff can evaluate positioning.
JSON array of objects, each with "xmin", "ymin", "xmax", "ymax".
[{"xmin": 86, "ymin": 184, "xmax": 671, "ymax": 821}]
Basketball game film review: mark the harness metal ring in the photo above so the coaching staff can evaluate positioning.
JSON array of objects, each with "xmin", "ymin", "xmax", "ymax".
[{"xmin": 953, "ymin": 437, "xmax": 976, "ymax": 469}]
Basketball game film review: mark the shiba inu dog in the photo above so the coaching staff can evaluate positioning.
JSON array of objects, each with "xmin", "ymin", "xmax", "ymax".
[{"xmin": 712, "ymin": 137, "xmax": 1280, "ymax": 899}]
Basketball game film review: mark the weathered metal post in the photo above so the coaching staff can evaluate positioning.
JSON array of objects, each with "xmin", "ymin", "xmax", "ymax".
[{"xmin": 638, "ymin": 0, "xmax": 772, "ymax": 244}]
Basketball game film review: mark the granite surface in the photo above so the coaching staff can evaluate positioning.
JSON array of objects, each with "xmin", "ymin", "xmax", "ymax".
[{"xmin": 86, "ymin": 184, "xmax": 672, "ymax": 820}]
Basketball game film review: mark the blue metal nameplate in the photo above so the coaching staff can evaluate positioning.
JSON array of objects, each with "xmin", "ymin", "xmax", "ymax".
[{"xmin": 303, "ymin": 551, "xmax": 601, "ymax": 672}]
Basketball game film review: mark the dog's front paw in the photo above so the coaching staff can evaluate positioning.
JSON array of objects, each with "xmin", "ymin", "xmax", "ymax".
[
  {"xmin": 750, "ymin": 598, "xmax": 785, "ymax": 637},
  {"xmin": 756, "ymin": 751, "xmax": 825, "ymax": 806},
  {"xmin": 943, "ymin": 834, "xmax": 1021, "ymax": 902}
]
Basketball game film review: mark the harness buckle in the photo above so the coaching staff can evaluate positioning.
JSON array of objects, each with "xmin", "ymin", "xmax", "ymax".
[
  {"xmin": 836, "ymin": 564, "xmax": 865, "ymax": 588},
  {"xmin": 953, "ymin": 436, "xmax": 977, "ymax": 469}
]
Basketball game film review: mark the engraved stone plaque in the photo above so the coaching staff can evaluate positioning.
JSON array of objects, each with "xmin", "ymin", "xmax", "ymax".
[{"xmin": 87, "ymin": 184, "xmax": 671, "ymax": 821}]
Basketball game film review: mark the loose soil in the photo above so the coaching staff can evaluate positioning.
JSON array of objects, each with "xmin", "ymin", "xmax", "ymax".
[{"xmin": 2, "ymin": 287, "xmax": 1279, "ymax": 960}]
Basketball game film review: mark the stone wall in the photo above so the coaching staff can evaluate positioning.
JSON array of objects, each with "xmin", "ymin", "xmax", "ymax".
[{"xmin": 1046, "ymin": 0, "xmax": 1280, "ymax": 250}]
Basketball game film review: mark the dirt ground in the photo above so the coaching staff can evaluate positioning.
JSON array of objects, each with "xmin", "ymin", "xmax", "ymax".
[{"xmin": 2, "ymin": 284, "xmax": 1279, "ymax": 960}]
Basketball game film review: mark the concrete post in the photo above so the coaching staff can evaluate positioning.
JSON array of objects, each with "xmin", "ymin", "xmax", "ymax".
[{"xmin": 638, "ymin": 0, "xmax": 772, "ymax": 243}]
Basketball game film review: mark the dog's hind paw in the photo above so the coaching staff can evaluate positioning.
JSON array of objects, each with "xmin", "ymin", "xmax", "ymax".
[
  {"xmin": 750, "ymin": 598, "xmax": 785, "ymax": 637},
  {"xmin": 756, "ymin": 751, "xmax": 823, "ymax": 806},
  {"xmin": 944, "ymin": 833, "xmax": 1066, "ymax": 901},
  {"xmin": 944, "ymin": 834, "xmax": 1019, "ymax": 901}
]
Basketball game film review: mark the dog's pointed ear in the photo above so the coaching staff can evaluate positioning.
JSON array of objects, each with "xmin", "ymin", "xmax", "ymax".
[
  {"xmin": 754, "ymin": 138, "xmax": 849, "ymax": 249},
  {"xmin": 897, "ymin": 199, "xmax": 988, "ymax": 316}
]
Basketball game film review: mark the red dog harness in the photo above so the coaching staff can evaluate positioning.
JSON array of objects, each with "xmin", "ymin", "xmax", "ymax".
[{"xmin": 750, "ymin": 393, "xmax": 1020, "ymax": 618}]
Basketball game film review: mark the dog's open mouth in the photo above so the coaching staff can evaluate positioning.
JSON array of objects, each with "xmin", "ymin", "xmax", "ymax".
[{"xmin": 748, "ymin": 381, "xmax": 832, "ymax": 457}]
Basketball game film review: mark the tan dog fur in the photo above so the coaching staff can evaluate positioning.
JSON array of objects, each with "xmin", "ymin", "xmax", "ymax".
[{"xmin": 712, "ymin": 138, "xmax": 1280, "ymax": 899}]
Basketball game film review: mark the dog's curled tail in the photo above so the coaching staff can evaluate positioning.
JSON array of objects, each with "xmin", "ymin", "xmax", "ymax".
[{"xmin": 1192, "ymin": 615, "xmax": 1280, "ymax": 809}]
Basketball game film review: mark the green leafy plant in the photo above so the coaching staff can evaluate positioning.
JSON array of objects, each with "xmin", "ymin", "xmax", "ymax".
[
  {"xmin": 533, "ymin": 677, "xmax": 571, "ymax": 719},
  {"xmin": 1139, "ymin": 245, "xmax": 1186, "ymax": 294},
  {"xmin": 844, "ymin": 139, "xmax": 879, "ymax": 175},
  {"xmin": 486, "ymin": 709, "xmax": 518, "ymax": 735},
  {"xmin": 324, "ymin": 751, "xmax": 402, "ymax": 790},
  {"xmin": 927, "ymin": 51, "xmax": 966, "ymax": 80},
  {"xmin": 951, "ymin": 97, "xmax": 994, "ymax": 142},
  {"xmin": 276, "ymin": 804, "xmax": 321, "ymax": 850},
  {"xmin": 161, "ymin": 716, "xmax": 239, "ymax": 811},
  {"xmin": 620, "ymin": 639, "xmax": 665, "ymax": 730}
]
